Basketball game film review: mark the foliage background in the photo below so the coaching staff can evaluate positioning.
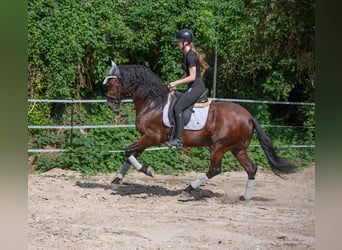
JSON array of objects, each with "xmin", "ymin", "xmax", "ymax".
[{"xmin": 28, "ymin": 0, "xmax": 315, "ymax": 175}]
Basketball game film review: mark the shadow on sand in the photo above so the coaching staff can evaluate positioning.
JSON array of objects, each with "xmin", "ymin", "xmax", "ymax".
[{"xmin": 75, "ymin": 181, "xmax": 224, "ymax": 201}]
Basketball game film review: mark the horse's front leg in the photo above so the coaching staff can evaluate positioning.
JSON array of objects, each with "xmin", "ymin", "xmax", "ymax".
[
  {"xmin": 111, "ymin": 160, "xmax": 131, "ymax": 185},
  {"xmin": 126, "ymin": 154, "xmax": 154, "ymax": 177},
  {"xmin": 111, "ymin": 137, "xmax": 155, "ymax": 186}
]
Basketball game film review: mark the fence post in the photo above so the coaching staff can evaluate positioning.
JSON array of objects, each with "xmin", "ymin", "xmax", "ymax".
[
  {"xmin": 213, "ymin": 50, "xmax": 217, "ymax": 99},
  {"xmin": 70, "ymin": 100, "xmax": 74, "ymax": 145}
]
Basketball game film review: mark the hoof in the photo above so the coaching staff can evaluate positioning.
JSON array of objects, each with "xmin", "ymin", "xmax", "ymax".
[
  {"xmin": 146, "ymin": 166, "xmax": 155, "ymax": 177},
  {"xmin": 111, "ymin": 177, "xmax": 122, "ymax": 185},
  {"xmin": 239, "ymin": 195, "xmax": 251, "ymax": 201},
  {"xmin": 109, "ymin": 177, "xmax": 122, "ymax": 191},
  {"xmin": 110, "ymin": 183, "xmax": 120, "ymax": 191},
  {"xmin": 110, "ymin": 177, "xmax": 122, "ymax": 191},
  {"xmin": 179, "ymin": 185, "xmax": 194, "ymax": 198},
  {"xmin": 180, "ymin": 190, "xmax": 192, "ymax": 198}
]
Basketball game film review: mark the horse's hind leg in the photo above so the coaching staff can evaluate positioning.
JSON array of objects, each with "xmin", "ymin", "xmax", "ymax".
[
  {"xmin": 233, "ymin": 149, "xmax": 258, "ymax": 200},
  {"xmin": 183, "ymin": 147, "xmax": 225, "ymax": 195}
]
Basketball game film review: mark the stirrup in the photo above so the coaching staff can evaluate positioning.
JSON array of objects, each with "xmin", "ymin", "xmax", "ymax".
[{"xmin": 165, "ymin": 138, "xmax": 183, "ymax": 148}]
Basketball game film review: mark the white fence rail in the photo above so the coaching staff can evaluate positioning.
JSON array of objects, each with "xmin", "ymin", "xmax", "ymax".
[
  {"xmin": 28, "ymin": 98, "xmax": 315, "ymax": 105},
  {"xmin": 28, "ymin": 98, "xmax": 315, "ymax": 153}
]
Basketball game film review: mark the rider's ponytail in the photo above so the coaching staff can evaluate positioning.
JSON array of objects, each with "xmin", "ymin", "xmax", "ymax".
[{"xmin": 190, "ymin": 44, "xmax": 209, "ymax": 77}]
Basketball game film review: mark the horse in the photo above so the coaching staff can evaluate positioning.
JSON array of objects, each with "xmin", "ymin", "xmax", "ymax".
[{"xmin": 103, "ymin": 60, "xmax": 296, "ymax": 200}]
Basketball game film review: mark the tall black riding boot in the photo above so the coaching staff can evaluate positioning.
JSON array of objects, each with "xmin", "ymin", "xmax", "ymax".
[{"xmin": 166, "ymin": 112, "xmax": 184, "ymax": 148}]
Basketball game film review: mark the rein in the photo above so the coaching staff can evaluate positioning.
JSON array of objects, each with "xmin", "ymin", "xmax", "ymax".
[{"xmin": 106, "ymin": 94, "xmax": 120, "ymax": 104}]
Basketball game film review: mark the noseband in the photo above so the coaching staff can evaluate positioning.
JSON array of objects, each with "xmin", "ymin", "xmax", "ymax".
[{"xmin": 106, "ymin": 78, "xmax": 122, "ymax": 105}]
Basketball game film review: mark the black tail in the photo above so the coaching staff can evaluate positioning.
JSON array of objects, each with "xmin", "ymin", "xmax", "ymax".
[{"xmin": 251, "ymin": 117, "xmax": 296, "ymax": 175}]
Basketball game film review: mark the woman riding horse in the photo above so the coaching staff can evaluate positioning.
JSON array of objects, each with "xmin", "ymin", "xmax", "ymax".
[{"xmin": 166, "ymin": 29, "xmax": 209, "ymax": 148}]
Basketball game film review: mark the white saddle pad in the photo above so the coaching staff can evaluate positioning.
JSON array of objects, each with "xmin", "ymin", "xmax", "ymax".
[{"xmin": 162, "ymin": 94, "xmax": 210, "ymax": 131}]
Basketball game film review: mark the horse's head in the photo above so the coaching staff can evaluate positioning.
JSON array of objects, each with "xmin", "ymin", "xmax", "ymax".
[{"xmin": 103, "ymin": 60, "xmax": 123, "ymax": 111}]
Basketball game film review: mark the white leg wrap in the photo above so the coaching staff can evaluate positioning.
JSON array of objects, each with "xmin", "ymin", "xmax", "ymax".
[
  {"xmin": 191, "ymin": 175, "xmax": 209, "ymax": 189},
  {"xmin": 117, "ymin": 162, "xmax": 131, "ymax": 179},
  {"xmin": 243, "ymin": 179, "xmax": 255, "ymax": 200},
  {"xmin": 128, "ymin": 155, "xmax": 142, "ymax": 171}
]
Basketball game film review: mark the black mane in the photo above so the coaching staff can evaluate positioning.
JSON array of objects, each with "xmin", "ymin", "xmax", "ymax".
[{"xmin": 118, "ymin": 65, "xmax": 169, "ymax": 108}]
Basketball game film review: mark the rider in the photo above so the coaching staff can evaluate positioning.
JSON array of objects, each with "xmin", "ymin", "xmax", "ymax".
[{"xmin": 166, "ymin": 29, "xmax": 209, "ymax": 148}]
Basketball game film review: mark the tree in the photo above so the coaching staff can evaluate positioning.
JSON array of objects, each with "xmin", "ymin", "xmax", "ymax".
[{"xmin": 28, "ymin": 0, "xmax": 315, "ymax": 123}]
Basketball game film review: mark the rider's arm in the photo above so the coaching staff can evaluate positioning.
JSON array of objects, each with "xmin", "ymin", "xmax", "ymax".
[{"xmin": 168, "ymin": 66, "xmax": 196, "ymax": 90}]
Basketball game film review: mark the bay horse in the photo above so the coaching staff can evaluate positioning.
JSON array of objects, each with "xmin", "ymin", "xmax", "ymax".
[{"xmin": 103, "ymin": 60, "xmax": 295, "ymax": 200}]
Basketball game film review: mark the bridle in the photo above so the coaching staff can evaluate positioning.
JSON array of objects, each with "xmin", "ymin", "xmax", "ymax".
[{"xmin": 105, "ymin": 76, "xmax": 122, "ymax": 106}]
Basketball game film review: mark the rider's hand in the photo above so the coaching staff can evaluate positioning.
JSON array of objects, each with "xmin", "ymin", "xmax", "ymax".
[{"xmin": 168, "ymin": 81, "xmax": 177, "ymax": 90}]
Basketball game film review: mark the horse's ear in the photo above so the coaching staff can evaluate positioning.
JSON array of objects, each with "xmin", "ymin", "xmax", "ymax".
[
  {"xmin": 111, "ymin": 60, "xmax": 117, "ymax": 69},
  {"xmin": 109, "ymin": 59, "xmax": 120, "ymax": 77}
]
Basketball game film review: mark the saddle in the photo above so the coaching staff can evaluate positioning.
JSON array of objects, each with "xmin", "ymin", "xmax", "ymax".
[{"xmin": 168, "ymin": 88, "xmax": 212, "ymax": 127}]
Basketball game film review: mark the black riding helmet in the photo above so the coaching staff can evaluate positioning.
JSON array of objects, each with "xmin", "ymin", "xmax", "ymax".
[{"xmin": 175, "ymin": 29, "xmax": 194, "ymax": 43}]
